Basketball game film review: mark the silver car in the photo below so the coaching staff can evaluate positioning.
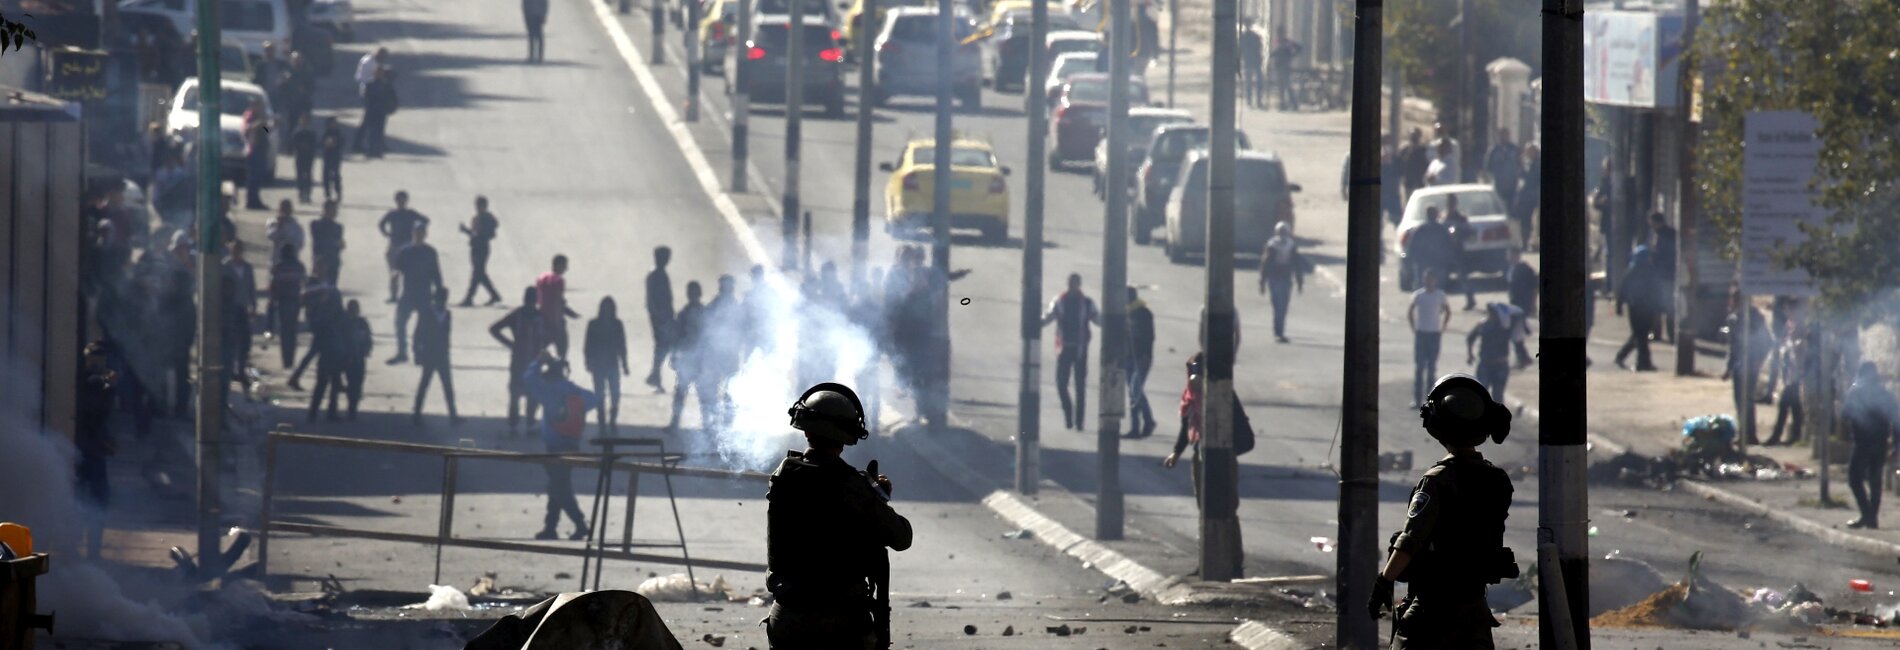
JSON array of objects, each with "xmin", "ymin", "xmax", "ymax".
[{"xmin": 872, "ymin": 7, "xmax": 983, "ymax": 108}]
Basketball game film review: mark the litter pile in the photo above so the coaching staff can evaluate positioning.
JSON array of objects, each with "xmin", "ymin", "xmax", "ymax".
[{"xmin": 1592, "ymin": 552, "xmax": 1899, "ymax": 633}]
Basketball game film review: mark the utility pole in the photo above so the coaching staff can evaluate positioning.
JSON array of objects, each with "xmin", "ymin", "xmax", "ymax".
[
  {"xmin": 1095, "ymin": 0, "xmax": 1131, "ymax": 542},
  {"xmin": 850, "ymin": 0, "xmax": 878, "ymax": 282},
  {"xmin": 1200, "ymin": 0, "xmax": 1242, "ymax": 582},
  {"xmin": 1017, "ymin": 0, "xmax": 1051, "ymax": 495},
  {"xmin": 686, "ymin": 0, "xmax": 702, "ymax": 122},
  {"xmin": 782, "ymin": 0, "xmax": 806, "ymax": 271},
  {"xmin": 1335, "ymin": 0, "xmax": 1381, "ymax": 645},
  {"xmin": 732, "ymin": 0, "xmax": 752, "ymax": 192},
  {"xmin": 1673, "ymin": 0, "xmax": 1697, "ymax": 376},
  {"xmin": 192, "ymin": 0, "xmax": 226, "ymax": 575},
  {"xmin": 926, "ymin": 0, "xmax": 954, "ymax": 434},
  {"xmin": 652, "ymin": 0, "xmax": 667, "ymax": 64},
  {"xmin": 1458, "ymin": 0, "xmax": 1472, "ymax": 180},
  {"xmin": 1166, "ymin": 0, "xmax": 1177, "ymax": 107},
  {"xmin": 1539, "ymin": 1, "xmax": 1590, "ymax": 647}
]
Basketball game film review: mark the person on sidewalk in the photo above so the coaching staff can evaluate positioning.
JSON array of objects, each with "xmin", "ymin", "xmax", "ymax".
[
  {"xmin": 388, "ymin": 224, "xmax": 443, "ymax": 365},
  {"xmin": 523, "ymin": 0, "xmax": 550, "ymax": 63},
  {"xmin": 1124, "ymin": 286, "xmax": 1157, "ymax": 439},
  {"xmin": 1722, "ymin": 288, "xmax": 1774, "ymax": 444},
  {"xmin": 360, "ymin": 66, "xmax": 399, "ymax": 158},
  {"xmin": 1466, "ymin": 303, "xmax": 1515, "ymax": 404},
  {"xmin": 583, "ymin": 296, "xmax": 630, "ymax": 432},
  {"xmin": 412, "ymin": 287, "xmax": 460, "ymax": 426},
  {"xmin": 537, "ymin": 254, "xmax": 582, "ymax": 360},
  {"xmin": 1408, "ymin": 270, "xmax": 1451, "ymax": 408},
  {"xmin": 223, "ymin": 241, "xmax": 258, "ymax": 387},
  {"xmin": 1381, "ymin": 140, "xmax": 1404, "ymax": 226},
  {"xmin": 1161, "ymin": 352, "xmax": 1254, "ymax": 529},
  {"xmin": 1842, "ymin": 361, "xmax": 1897, "ymax": 530},
  {"xmin": 242, "ymin": 99, "xmax": 271, "ymax": 210},
  {"xmin": 339, "ymin": 300, "xmax": 372, "ymax": 420},
  {"xmin": 1615, "ymin": 243, "xmax": 1664, "ymax": 372},
  {"xmin": 268, "ymin": 244, "xmax": 308, "ymax": 370},
  {"xmin": 766, "ymin": 383, "xmax": 912, "ymax": 650},
  {"xmin": 310, "ymin": 199, "xmax": 345, "ymax": 285},
  {"xmin": 321, "ymin": 117, "xmax": 346, "ymax": 202},
  {"xmin": 643, "ymin": 246, "xmax": 676, "ymax": 391},
  {"xmin": 287, "ymin": 267, "xmax": 341, "ymax": 390},
  {"xmin": 379, "ymin": 190, "xmax": 430, "ymax": 303},
  {"xmin": 1041, "ymin": 273, "xmax": 1100, "ymax": 431},
  {"xmin": 1650, "ymin": 212, "xmax": 1679, "ymax": 343},
  {"xmin": 1239, "ymin": 22, "xmax": 1265, "ymax": 109},
  {"xmin": 491, "ymin": 286, "xmax": 548, "ymax": 434},
  {"xmin": 667, "ymin": 280, "xmax": 711, "ymax": 433},
  {"xmin": 522, "ymin": 353, "xmax": 598, "ymax": 540},
  {"xmin": 291, "ymin": 115, "xmax": 318, "ymax": 204},
  {"xmin": 1369, "ymin": 374, "xmax": 1517, "ymax": 647},
  {"xmin": 459, "ymin": 196, "xmax": 503, "ymax": 306},
  {"xmin": 1766, "ymin": 320, "xmax": 1809, "ymax": 447},
  {"xmin": 1268, "ymin": 25, "xmax": 1302, "ymax": 111},
  {"xmin": 1257, "ymin": 222, "xmax": 1308, "ymax": 343}
]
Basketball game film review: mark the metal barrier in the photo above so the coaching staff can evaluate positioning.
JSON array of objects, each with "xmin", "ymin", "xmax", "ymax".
[{"xmin": 259, "ymin": 431, "xmax": 770, "ymax": 590}]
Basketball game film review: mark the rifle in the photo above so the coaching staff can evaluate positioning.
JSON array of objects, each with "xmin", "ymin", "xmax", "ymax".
[{"xmin": 866, "ymin": 459, "xmax": 893, "ymax": 649}]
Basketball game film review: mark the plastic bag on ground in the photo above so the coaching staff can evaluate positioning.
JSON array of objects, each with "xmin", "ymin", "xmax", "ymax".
[
  {"xmin": 405, "ymin": 584, "xmax": 471, "ymax": 611},
  {"xmin": 637, "ymin": 573, "xmax": 712, "ymax": 602}
]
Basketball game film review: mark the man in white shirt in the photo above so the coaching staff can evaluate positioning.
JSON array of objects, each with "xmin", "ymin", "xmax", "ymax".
[
  {"xmin": 1425, "ymin": 139, "xmax": 1460, "ymax": 187},
  {"xmin": 355, "ymin": 47, "xmax": 388, "ymax": 96},
  {"xmin": 1408, "ymin": 269, "xmax": 1452, "ymax": 407}
]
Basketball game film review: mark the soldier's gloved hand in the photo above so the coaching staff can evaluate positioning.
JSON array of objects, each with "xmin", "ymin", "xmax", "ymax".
[{"xmin": 1368, "ymin": 576, "xmax": 1395, "ymax": 620}]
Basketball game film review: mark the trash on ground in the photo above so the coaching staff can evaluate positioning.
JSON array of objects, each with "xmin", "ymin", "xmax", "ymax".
[
  {"xmin": 635, "ymin": 573, "xmax": 729, "ymax": 602},
  {"xmin": 1309, "ymin": 536, "xmax": 1336, "ymax": 553},
  {"xmin": 404, "ymin": 584, "xmax": 471, "ymax": 611},
  {"xmin": 469, "ymin": 572, "xmax": 497, "ymax": 597},
  {"xmin": 1851, "ymin": 579, "xmax": 1874, "ymax": 592},
  {"xmin": 1590, "ymin": 552, "xmax": 1754, "ymax": 630},
  {"xmin": 1001, "ymin": 529, "xmax": 1033, "ymax": 540}
]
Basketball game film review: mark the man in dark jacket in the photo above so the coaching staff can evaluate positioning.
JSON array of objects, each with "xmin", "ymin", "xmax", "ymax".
[
  {"xmin": 1041, "ymin": 273, "xmax": 1100, "ymax": 431},
  {"xmin": 459, "ymin": 195, "xmax": 503, "ymax": 306},
  {"xmin": 360, "ymin": 66, "xmax": 398, "ymax": 157},
  {"xmin": 1483, "ymin": 128, "xmax": 1520, "ymax": 208},
  {"xmin": 1843, "ymin": 362, "xmax": 1896, "ymax": 529},
  {"xmin": 667, "ymin": 281, "xmax": 710, "ymax": 432},
  {"xmin": 644, "ymin": 246, "xmax": 675, "ymax": 391},
  {"xmin": 1466, "ymin": 304, "xmax": 1516, "ymax": 404},
  {"xmin": 491, "ymin": 287, "xmax": 547, "ymax": 433},
  {"xmin": 1257, "ymin": 222, "xmax": 1307, "ymax": 343},
  {"xmin": 1397, "ymin": 128, "xmax": 1430, "ymax": 203},
  {"xmin": 1649, "ymin": 212, "xmax": 1679, "ymax": 343},
  {"xmin": 1614, "ymin": 245, "xmax": 1662, "ymax": 372},
  {"xmin": 1124, "ymin": 286, "xmax": 1157, "ymax": 439},
  {"xmin": 412, "ymin": 287, "xmax": 459, "ymax": 425},
  {"xmin": 388, "ymin": 223, "xmax": 443, "ymax": 364},
  {"xmin": 1512, "ymin": 144, "xmax": 1541, "ymax": 249},
  {"xmin": 291, "ymin": 115, "xmax": 318, "ymax": 204},
  {"xmin": 310, "ymin": 200, "xmax": 345, "ymax": 285},
  {"xmin": 1505, "ymin": 248, "xmax": 1537, "ymax": 317},
  {"xmin": 1405, "ymin": 206, "xmax": 1455, "ymax": 294}
]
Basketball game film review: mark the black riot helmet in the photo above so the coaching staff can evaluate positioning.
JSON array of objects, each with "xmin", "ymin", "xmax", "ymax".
[
  {"xmin": 788, "ymin": 382, "xmax": 869, "ymax": 446},
  {"xmin": 1419, "ymin": 374, "xmax": 1511, "ymax": 447}
]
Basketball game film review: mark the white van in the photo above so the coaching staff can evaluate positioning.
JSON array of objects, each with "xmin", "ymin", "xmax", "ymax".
[{"xmin": 119, "ymin": 0, "xmax": 292, "ymax": 58}]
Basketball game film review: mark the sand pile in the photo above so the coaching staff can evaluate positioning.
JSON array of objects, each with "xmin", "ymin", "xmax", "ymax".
[{"xmin": 1591, "ymin": 572, "xmax": 1755, "ymax": 630}]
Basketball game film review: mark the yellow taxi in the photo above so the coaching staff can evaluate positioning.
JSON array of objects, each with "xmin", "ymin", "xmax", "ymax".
[
  {"xmin": 696, "ymin": 0, "xmax": 739, "ymax": 73},
  {"xmin": 880, "ymin": 136, "xmax": 1012, "ymax": 243}
]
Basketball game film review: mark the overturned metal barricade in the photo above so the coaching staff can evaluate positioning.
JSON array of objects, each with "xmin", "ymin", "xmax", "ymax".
[{"xmin": 259, "ymin": 431, "xmax": 769, "ymax": 590}]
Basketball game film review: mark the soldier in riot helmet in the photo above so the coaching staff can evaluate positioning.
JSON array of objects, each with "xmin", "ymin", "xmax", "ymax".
[
  {"xmin": 766, "ymin": 383, "xmax": 913, "ymax": 649},
  {"xmin": 1370, "ymin": 373, "xmax": 1518, "ymax": 649}
]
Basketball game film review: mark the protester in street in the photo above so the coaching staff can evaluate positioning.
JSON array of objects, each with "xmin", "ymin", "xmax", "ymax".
[
  {"xmin": 267, "ymin": 199, "xmax": 306, "ymax": 267},
  {"xmin": 291, "ymin": 115, "xmax": 319, "ymax": 204},
  {"xmin": 242, "ymin": 99, "xmax": 271, "ymax": 210},
  {"xmin": 223, "ymin": 240, "xmax": 258, "ymax": 386},
  {"xmin": 667, "ymin": 280, "xmax": 710, "ymax": 433},
  {"xmin": 1408, "ymin": 270, "xmax": 1451, "ymax": 408},
  {"xmin": 287, "ymin": 266, "xmax": 341, "ymax": 391},
  {"xmin": 459, "ymin": 196, "xmax": 503, "ymax": 306},
  {"xmin": 521, "ymin": 352, "xmax": 597, "ymax": 540},
  {"xmin": 360, "ymin": 66, "xmax": 399, "ymax": 158},
  {"xmin": 388, "ymin": 224, "xmax": 443, "ymax": 364},
  {"xmin": 1512, "ymin": 144, "xmax": 1541, "ymax": 249},
  {"xmin": 310, "ymin": 199, "xmax": 345, "ymax": 285},
  {"xmin": 1161, "ymin": 351, "xmax": 1252, "ymax": 568},
  {"xmin": 1269, "ymin": 26, "xmax": 1302, "ymax": 111},
  {"xmin": 1722, "ymin": 289, "xmax": 1774, "ymax": 444},
  {"xmin": 412, "ymin": 287, "xmax": 460, "ymax": 426},
  {"xmin": 523, "ymin": 0, "xmax": 550, "ymax": 63},
  {"xmin": 321, "ymin": 117, "xmax": 346, "ymax": 202},
  {"xmin": 379, "ymin": 190, "xmax": 430, "ymax": 303},
  {"xmin": 268, "ymin": 243, "xmax": 308, "ymax": 370},
  {"xmin": 1505, "ymin": 248, "xmax": 1538, "ymax": 368},
  {"xmin": 1042, "ymin": 273, "xmax": 1100, "ymax": 431},
  {"xmin": 340, "ymin": 300, "xmax": 372, "ymax": 420},
  {"xmin": 492, "ymin": 286, "xmax": 548, "ymax": 434},
  {"xmin": 1842, "ymin": 361, "xmax": 1896, "ymax": 529},
  {"xmin": 1466, "ymin": 303, "xmax": 1515, "ymax": 404},
  {"xmin": 254, "ymin": 42, "xmax": 283, "ymax": 104},
  {"xmin": 308, "ymin": 291, "xmax": 355, "ymax": 422},
  {"xmin": 1405, "ymin": 206, "xmax": 1454, "ymax": 295},
  {"xmin": 1257, "ymin": 222, "xmax": 1308, "ymax": 343},
  {"xmin": 354, "ymin": 47, "xmax": 389, "ymax": 98},
  {"xmin": 1397, "ymin": 128, "xmax": 1429, "ymax": 204},
  {"xmin": 1483, "ymin": 128, "xmax": 1520, "ymax": 208},
  {"xmin": 536, "ymin": 254, "xmax": 582, "ymax": 360},
  {"xmin": 702, "ymin": 274, "xmax": 745, "ymax": 432},
  {"xmin": 280, "ymin": 51, "xmax": 315, "ymax": 128},
  {"xmin": 644, "ymin": 246, "xmax": 675, "ymax": 391},
  {"xmin": 76, "ymin": 342, "xmax": 117, "ymax": 559},
  {"xmin": 1239, "ymin": 22, "xmax": 1265, "ymax": 109},
  {"xmin": 1380, "ymin": 140, "xmax": 1403, "ymax": 226},
  {"xmin": 1124, "ymin": 286, "xmax": 1157, "ymax": 439},
  {"xmin": 583, "ymin": 296, "xmax": 630, "ymax": 432},
  {"xmin": 1426, "ymin": 139, "xmax": 1459, "ymax": 188},
  {"xmin": 743, "ymin": 263, "xmax": 774, "ymax": 360},
  {"xmin": 1442, "ymin": 194, "xmax": 1476, "ymax": 311},
  {"xmin": 1766, "ymin": 320, "xmax": 1809, "ymax": 447},
  {"xmin": 1650, "ymin": 212, "xmax": 1679, "ymax": 343},
  {"xmin": 1615, "ymin": 243, "xmax": 1663, "ymax": 372}
]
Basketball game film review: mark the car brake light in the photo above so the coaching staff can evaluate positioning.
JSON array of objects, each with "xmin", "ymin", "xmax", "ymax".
[
  {"xmin": 748, "ymin": 46, "xmax": 766, "ymax": 60},
  {"xmin": 989, "ymin": 177, "xmax": 1006, "ymax": 194},
  {"xmin": 832, "ymin": 29, "xmax": 843, "ymax": 41},
  {"xmin": 820, "ymin": 47, "xmax": 844, "ymax": 62},
  {"xmin": 713, "ymin": 23, "xmax": 727, "ymax": 41},
  {"xmin": 903, "ymin": 174, "xmax": 919, "ymax": 191}
]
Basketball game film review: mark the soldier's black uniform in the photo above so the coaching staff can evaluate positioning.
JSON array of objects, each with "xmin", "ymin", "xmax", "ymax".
[
  {"xmin": 1388, "ymin": 450, "xmax": 1513, "ymax": 649},
  {"xmin": 766, "ymin": 450, "xmax": 913, "ymax": 649}
]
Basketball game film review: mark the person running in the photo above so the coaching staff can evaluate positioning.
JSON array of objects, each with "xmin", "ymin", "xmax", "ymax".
[
  {"xmin": 388, "ymin": 224, "xmax": 443, "ymax": 364},
  {"xmin": 491, "ymin": 286, "xmax": 548, "ymax": 434},
  {"xmin": 536, "ymin": 255, "xmax": 581, "ymax": 360},
  {"xmin": 1408, "ymin": 270, "xmax": 1451, "ymax": 408},
  {"xmin": 321, "ymin": 117, "xmax": 346, "ymax": 201},
  {"xmin": 412, "ymin": 287, "xmax": 459, "ymax": 426},
  {"xmin": 291, "ymin": 115, "xmax": 318, "ymax": 204},
  {"xmin": 1466, "ymin": 303, "xmax": 1516, "ymax": 404},
  {"xmin": 268, "ymin": 244, "xmax": 308, "ymax": 370},
  {"xmin": 521, "ymin": 352, "xmax": 597, "ymax": 540},
  {"xmin": 643, "ymin": 246, "xmax": 675, "ymax": 391},
  {"xmin": 1124, "ymin": 286, "xmax": 1157, "ymax": 439},
  {"xmin": 1041, "ymin": 273, "xmax": 1100, "ymax": 431},
  {"xmin": 583, "ymin": 296, "xmax": 629, "ymax": 432},
  {"xmin": 310, "ymin": 199, "xmax": 345, "ymax": 285},
  {"xmin": 667, "ymin": 280, "xmax": 711, "ymax": 433},
  {"xmin": 1257, "ymin": 222, "xmax": 1308, "ymax": 343},
  {"xmin": 523, "ymin": 0, "xmax": 550, "ymax": 63},
  {"xmin": 459, "ymin": 196, "xmax": 503, "ymax": 307},
  {"xmin": 379, "ymin": 190, "xmax": 429, "ymax": 303}
]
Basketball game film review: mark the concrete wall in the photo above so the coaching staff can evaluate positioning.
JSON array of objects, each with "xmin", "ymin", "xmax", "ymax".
[{"xmin": 1, "ymin": 89, "xmax": 85, "ymax": 440}]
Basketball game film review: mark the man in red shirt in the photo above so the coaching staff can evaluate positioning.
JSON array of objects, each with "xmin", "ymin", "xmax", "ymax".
[{"xmin": 536, "ymin": 254, "xmax": 581, "ymax": 360}]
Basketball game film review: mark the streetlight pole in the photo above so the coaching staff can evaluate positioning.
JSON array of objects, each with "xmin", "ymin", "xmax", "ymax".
[
  {"xmin": 1017, "ymin": 0, "xmax": 1051, "ymax": 494},
  {"xmin": 733, "ymin": 0, "xmax": 752, "ymax": 192},
  {"xmin": 1335, "ymin": 0, "xmax": 1382, "ymax": 645},
  {"xmin": 851, "ymin": 0, "xmax": 879, "ymax": 282},
  {"xmin": 1096, "ymin": 0, "xmax": 1131, "ymax": 542},
  {"xmin": 1200, "ymin": 0, "xmax": 1242, "ymax": 582},
  {"xmin": 192, "ymin": 0, "xmax": 227, "ymax": 574},
  {"xmin": 783, "ymin": 0, "xmax": 806, "ymax": 271},
  {"xmin": 652, "ymin": 0, "xmax": 668, "ymax": 64},
  {"xmin": 686, "ymin": 0, "xmax": 702, "ymax": 122},
  {"xmin": 927, "ymin": 0, "xmax": 955, "ymax": 433},
  {"xmin": 1540, "ymin": 0, "xmax": 1591, "ymax": 647}
]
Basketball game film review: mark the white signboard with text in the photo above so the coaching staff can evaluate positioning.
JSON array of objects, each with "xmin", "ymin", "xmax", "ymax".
[{"xmin": 1740, "ymin": 111, "xmax": 1821, "ymax": 297}]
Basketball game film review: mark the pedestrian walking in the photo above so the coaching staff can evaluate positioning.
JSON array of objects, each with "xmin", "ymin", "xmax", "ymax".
[
  {"xmin": 291, "ymin": 115, "xmax": 318, "ymax": 204},
  {"xmin": 310, "ymin": 199, "xmax": 345, "ymax": 285},
  {"xmin": 1268, "ymin": 26, "xmax": 1302, "ymax": 111},
  {"xmin": 1041, "ymin": 273, "xmax": 1100, "ymax": 431},
  {"xmin": 1404, "ymin": 206, "xmax": 1454, "ymax": 294},
  {"xmin": 1650, "ymin": 212, "xmax": 1679, "ymax": 342},
  {"xmin": 667, "ymin": 280, "xmax": 712, "ymax": 433},
  {"xmin": 521, "ymin": 353, "xmax": 597, "ymax": 540},
  {"xmin": 340, "ymin": 300, "xmax": 372, "ymax": 419},
  {"xmin": 1842, "ymin": 361, "xmax": 1896, "ymax": 530},
  {"xmin": 267, "ymin": 199, "xmax": 306, "ymax": 266},
  {"xmin": 1239, "ymin": 22, "xmax": 1264, "ymax": 109},
  {"xmin": 412, "ymin": 287, "xmax": 460, "ymax": 425},
  {"xmin": 1160, "ymin": 352, "xmax": 1254, "ymax": 558},
  {"xmin": 523, "ymin": 0, "xmax": 550, "ymax": 63},
  {"xmin": 1615, "ymin": 244, "xmax": 1663, "ymax": 372},
  {"xmin": 321, "ymin": 117, "xmax": 346, "ymax": 201},
  {"xmin": 643, "ymin": 246, "xmax": 675, "ymax": 391},
  {"xmin": 1483, "ymin": 128, "xmax": 1520, "ymax": 208},
  {"xmin": 491, "ymin": 286, "xmax": 549, "ymax": 433},
  {"xmin": 536, "ymin": 254, "xmax": 581, "ymax": 360},
  {"xmin": 1370, "ymin": 374, "xmax": 1517, "ymax": 648},
  {"xmin": 1442, "ymin": 194, "xmax": 1476, "ymax": 310},
  {"xmin": 360, "ymin": 66, "xmax": 398, "ymax": 158},
  {"xmin": 388, "ymin": 224, "xmax": 443, "ymax": 364},
  {"xmin": 1512, "ymin": 144, "xmax": 1541, "ymax": 249},
  {"xmin": 379, "ymin": 190, "xmax": 430, "ymax": 303},
  {"xmin": 1766, "ymin": 320, "xmax": 1809, "ymax": 447},
  {"xmin": 1466, "ymin": 303, "xmax": 1515, "ymax": 404},
  {"xmin": 1123, "ymin": 286, "xmax": 1156, "ymax": 439},
  {"xmin": 1722, "ymin": 289, "xmax": 1774, "ymax": 444},
  {"xmin": 308, "ymin": 295, "xmax": 356, "ymax": 422},
  {"xmin": 1257, "ymin": 222, "xmax": 1309, "ymax": 343},
  {"xmin": 223, "ymin": 240, "xmax": 258, "ymax": 386},
  {"xmin": 268, "ymin": 244, "xmax": 308, "ymax": 370},
  {"xmin": 459, "ymin": 196, "xmax": 503, "ymax": 306},
  {"xmin": 583, "ymin": 296, "xmax": 630, "ymax": 431},
  {"xmin": 1408, "ymin": 270, "xmax": 1451, "ymax": 407},
  {"xmin": 287, "ymin": 268, "xmax": 341, "ymax": 390},
  {"xmin": 76, "ymin": 342, "xmax": 117, "ymax": 559}
]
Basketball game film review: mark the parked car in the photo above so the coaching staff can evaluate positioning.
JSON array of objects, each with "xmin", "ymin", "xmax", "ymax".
[
  {"xmin": 1132, "ymin": 124, "xmax": 1250, "ymax": 242},
  {"xmin": 980, "ymin": 9, "xmax": 1084, "ymax": 92},
  {"xmin": 872, "ymin": 7, "xmax": 983, "ymax": 109},
  {"xmin": 1092, "ymin": 106, "xmax": 1192, "ymax": 196},
  {"xmin": 757, "ymin": 0, "xmax": 841, "ymax": 28},
  {"xmin": 697, "ymin": 0, "xmax": 740, "ymax": 73},
  {"xmin": 1047, "ymin": 73, "xmax": 1149, "ymax": 167},
  {"xmin": 167, "ymin": 77, "xmax": 276, "ymax": 181},
  {"xmin": 1393, "ymin": 184, "xmax": 1517, "ymax": 290},
  {"xmin": 1162, "ymin": 150, "xmax": 1299, "ymax": 263},
  {"xmin": 733, "ymin": 15, "xmax": 849, "ymax": 117},
  {"xmin": 1033, "ymin": 50, "xmax": 1096, "ymax": 114},
  {"xmin": 120, "ymin": 0, "xmax": 292, "ymax": 58},
  {"xmin": 840, "ymin": 0, "xmax": 932, "ymax": 57},
  {"xmin": 881, "ymin": 136, "xmax": 1012, "ymax": 242}
]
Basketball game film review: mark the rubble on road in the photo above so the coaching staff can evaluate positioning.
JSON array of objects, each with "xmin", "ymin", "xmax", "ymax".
[{"xmin": 1592, "ymin": 552, "xmax": 1755, "ymax": 630}]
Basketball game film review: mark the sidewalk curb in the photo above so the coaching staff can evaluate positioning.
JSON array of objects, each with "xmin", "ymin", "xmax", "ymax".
[{"xmin": 1228, "ymin": 619, "xmax": 1309, "ymax": 650}]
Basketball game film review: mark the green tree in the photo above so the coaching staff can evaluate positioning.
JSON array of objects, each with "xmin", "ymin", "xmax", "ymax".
[
  {"xmin": 1385, "ymin": 0, "xmax": 1540, "ymax": 115},
  {"xmin": 1697, "ymin": 0, "xmax": 1900, "ymax": 317}
]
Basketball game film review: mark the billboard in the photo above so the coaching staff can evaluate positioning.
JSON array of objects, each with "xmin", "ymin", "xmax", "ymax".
[
  {"xmin": 1740, "ymin": 111, "xmax": 1821, "ymax": 297},
  {"xmin": 1584, "ymin": 10, "xmax": 1686, "ymax": 108}
]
